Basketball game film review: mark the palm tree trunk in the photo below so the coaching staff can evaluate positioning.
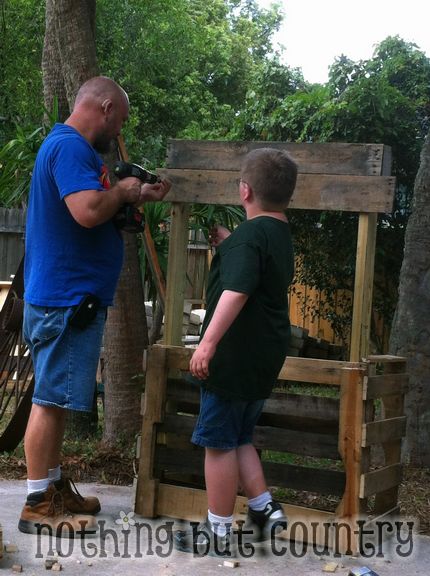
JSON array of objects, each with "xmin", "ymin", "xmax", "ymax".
[{"xmin": 390, "ymin": 132, "xmax": 430, "ymax": 466}]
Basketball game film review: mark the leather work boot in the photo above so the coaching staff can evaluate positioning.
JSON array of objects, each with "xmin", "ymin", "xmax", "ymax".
[
  {"xmin": 18, "ymin": 484, "xmax": 97, "ymax": 538},
  {"xmin": 54, "ymin": 475, "xmax": 101, "ymax": 515}
]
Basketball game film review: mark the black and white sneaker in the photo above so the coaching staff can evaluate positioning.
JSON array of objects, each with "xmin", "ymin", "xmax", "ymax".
[
  {"xmin": 246, "ymin": 500, "xmax": 287, "ymax": 542},
  {"xmin": 173, "ymin": 518, "xmax": 236, "ymax": 558}
]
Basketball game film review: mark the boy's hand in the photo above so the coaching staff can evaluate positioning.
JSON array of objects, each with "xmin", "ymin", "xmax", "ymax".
[
  {"xmin": 208, "ymin": 224, "xmax": 231, "ymax": 247},
  {"xmin": 189, "ymin": 340, "xmax": 216, "ymax": 380}
]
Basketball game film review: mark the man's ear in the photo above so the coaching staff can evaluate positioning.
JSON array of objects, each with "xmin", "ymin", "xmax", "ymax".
[{"xmin": 101, "ymin": 98, "xmax": 113, "ymax": 115}]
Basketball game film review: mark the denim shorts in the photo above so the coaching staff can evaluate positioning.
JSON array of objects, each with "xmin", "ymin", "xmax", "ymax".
[
  {"xmin": 23, "ymin": 302, "xmax": 106, "ymax": 412},
  {"xmin": 191, "ymin": 388, "xmax": 265, "ymax": 450}
]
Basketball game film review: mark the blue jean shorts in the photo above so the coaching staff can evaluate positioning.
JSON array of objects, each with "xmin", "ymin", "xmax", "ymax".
[
  {"xmin": 191, "ymin": 388, "xmax": 265, "ymax": 450},
  {"xmin": 23, "ymin": 302, "xmax": 106, "ymax": 412}
]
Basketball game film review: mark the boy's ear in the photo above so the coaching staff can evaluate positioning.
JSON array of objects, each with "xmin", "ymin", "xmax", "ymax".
[{"xmin": 240, "ymin": 181, "xmax": 253, "ymax": 202}]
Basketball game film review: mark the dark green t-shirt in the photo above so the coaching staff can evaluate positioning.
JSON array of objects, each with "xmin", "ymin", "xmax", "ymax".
[{"xmin": 200, "ymin": 216, "xmax": 294, "ymax": 400}]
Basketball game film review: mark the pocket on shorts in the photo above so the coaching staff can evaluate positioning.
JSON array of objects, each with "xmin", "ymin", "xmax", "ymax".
[{"xmin": 25, "ymin": 304, "xmax": 66, "ymax": 344}]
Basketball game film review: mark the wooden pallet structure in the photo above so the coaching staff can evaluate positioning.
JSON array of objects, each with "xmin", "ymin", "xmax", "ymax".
[
  {"xmin": 135, "ymin": 140, "xmax": 407, "ymax": 551},
  {"xmin": 135, "ymin": 345, "xmax": 407, "ymax": 551}
]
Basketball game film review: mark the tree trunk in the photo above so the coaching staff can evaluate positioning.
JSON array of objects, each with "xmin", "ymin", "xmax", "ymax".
[
  {"xmin": 42, "ymin": 0, "xmax": 148, "ymax": 443},
  {"xmin": 389, "ymin": 132, "xmax": 430, "ymax": 466},
  {"xmin": 102, "ymin": 233, "xmax": 149, "ymax": 445}
]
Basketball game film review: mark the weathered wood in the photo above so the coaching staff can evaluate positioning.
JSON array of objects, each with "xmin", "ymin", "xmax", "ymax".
[
  {"xmin": 135, "ymin": 346, "xmax": 168, "ymax": 516},
  {"xmin": 161, "ymin": 170, "xmax": 395, "ymax": 213},
  {"xmin": 361, "ymin": 416, "xmax": 406, "ymax": 447},
  {"xmin": 164, "ymin": 203, "xmax": 191, "ymax": 345},
  {"xmin": 161, "ymin": 344, "xmax": 365, "ymax": 386},
  {"xmin": 160, "ymin": 413, "xmax": 340, "ymax": 459},
  {"xmin": 166, "ymin": 140, "xmax": 390, "ymax": 176},
  {"xmin": 350, "ymin": 213, "xmax": 378, "ymax": 362},
  {"xmin": 374, "ymin": 362, "xmax": 406, "ymax": 514},
  {"xmin": 359, "ymin": 463, "xmax": 403, "ymax": 498},
  {"xmin": 364, "ymin": 373, "xmax": 409, "ymax": 400},
  {"xmin": 337, "ymin": 367, "xmax": 366, "ymax": 518},
  {"xmin": 166, "ymin": 377, "xmax": 341, "ymax": 427}
]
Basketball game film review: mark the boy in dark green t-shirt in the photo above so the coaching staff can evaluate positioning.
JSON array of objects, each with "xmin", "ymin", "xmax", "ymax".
[{"xmin": 174, "ymin": 148, "xmax": 297, "ymax": 555}]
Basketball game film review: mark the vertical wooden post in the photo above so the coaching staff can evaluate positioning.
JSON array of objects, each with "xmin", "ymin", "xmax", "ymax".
[
  {"xmin": 164, "ymin": 203, "xmax": 191, "ymax": 346},
  {"xmin": 135, "ymin": 345, "xmax": 168, "ymax": 516},
  {"xmin": 350, "ymin": 213, "xmax": 377, "ymax": 361},
  {"xmin": 337, "ymin": 366, "xmax": 366, "ymax": 553}
]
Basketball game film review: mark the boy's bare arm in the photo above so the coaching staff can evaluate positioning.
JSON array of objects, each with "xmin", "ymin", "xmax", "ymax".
[{"xmin": 189, "ymin": 290, "xmax": 248, "ymax": 380}]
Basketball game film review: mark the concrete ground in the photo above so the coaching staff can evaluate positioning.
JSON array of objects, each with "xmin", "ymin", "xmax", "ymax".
[{"xmin": 0, "ymin": 480, "xmax": 429, "ymax": 575}]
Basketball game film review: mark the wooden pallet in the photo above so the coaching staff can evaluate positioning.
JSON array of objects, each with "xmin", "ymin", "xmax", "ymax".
[{"xmin": 134, "ymin": 345, "xmax": 408, "ymax": 553}]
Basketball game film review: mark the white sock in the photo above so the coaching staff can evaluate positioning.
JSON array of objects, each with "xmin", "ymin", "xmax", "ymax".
[
  {"xmin": 208, "ymin": 510, "xmax": 233, "ymax": 537},
  {"xmin": 248, "ymin": 491, "xmax": 272, "ymax": 511},
  {"xmin": 27, "ymin": 477, "xmax": 50, "ymax": 495},
  {"xmin": 48, "ymin": 465, "xmax": 62, "ymax": 483}
]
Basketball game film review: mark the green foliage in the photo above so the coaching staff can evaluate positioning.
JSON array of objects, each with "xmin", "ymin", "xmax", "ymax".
[
  {"xmin": 0, "ymin": 0, "xmax": 45, "ymax": 145},
  {"xmin": 0, "ymin": 103, "xmax": 58, "ymax": 208}
]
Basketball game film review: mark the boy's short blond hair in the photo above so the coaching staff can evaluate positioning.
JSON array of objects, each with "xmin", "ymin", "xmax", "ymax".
[{"xmin": 240, "ymin": 148, "xmax": 298, "ymax": 210}]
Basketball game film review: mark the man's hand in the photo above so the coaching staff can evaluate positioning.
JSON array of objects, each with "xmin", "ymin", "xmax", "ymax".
[
  {"xmin": 138, "ymin": 178, "xmax": 171, "ymax": 205},
  {"xmin": 189, "ymin": 340, "xmax": 216, "ymax": 380}
]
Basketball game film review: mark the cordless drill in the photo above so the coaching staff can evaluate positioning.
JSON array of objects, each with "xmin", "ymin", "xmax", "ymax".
[{"xmin": 113, "ymin": 161, "xmax": 160, "ymax": 232}]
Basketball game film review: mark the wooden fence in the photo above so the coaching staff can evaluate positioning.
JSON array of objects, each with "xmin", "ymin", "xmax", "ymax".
[{"xmin": 0, "ymin": 208, "xmax": 25, "ymax": 281}]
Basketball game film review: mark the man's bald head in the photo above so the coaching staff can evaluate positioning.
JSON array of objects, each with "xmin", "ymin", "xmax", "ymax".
[
  {"xmin": 73, "ymin": 76, "xmax": 129, "ymax": 110},
  {"xmin": 67, "ymin": 76, "xmax": 130, "ymax": 154}
]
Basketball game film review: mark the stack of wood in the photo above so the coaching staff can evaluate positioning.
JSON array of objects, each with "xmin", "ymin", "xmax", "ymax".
[
  {"xmin": 287, "ymin": 325, "xmax": 345, "ymax": 360},
  {"xmin": 145, "ymin": 301, "xmax": 206, "ymax": 343}
]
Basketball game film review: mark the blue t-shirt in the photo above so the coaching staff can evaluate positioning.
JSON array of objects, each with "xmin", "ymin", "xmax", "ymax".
[{"xmin": 24, "ymin": 123, "xmax": 124, "ymax": 307}]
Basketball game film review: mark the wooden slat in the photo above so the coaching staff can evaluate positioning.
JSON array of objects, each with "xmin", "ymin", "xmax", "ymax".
[
  {"xmin": 162, "ymin": 344, "xmax": 366, "ymax": 386},
  {"xmin": 161, "ymin": 170, "xmax": 395, "ymax": 213},
  {"xmin": 160, "ymin": 413, "xmax": 340, "ymax": 459},
  {"xmin": 278, "ymin": 357, "xmax": 366, "ymax": 385},
  {"xmin": 364, "ymin": 373, "xmax": 409, "ymax": 400},
  {"xmin": 361, "ymin": 416, "xmax": 406, "ymax": 447},
  {"xmin": 155, "ymin": 483, "xmax": 334, "ymax": 547},
  {"xmin": 166, "ymin": 140, "xmax": 389, "ymax": 176},
  {"xmin": 166, "ymin": 378, "xmax": 340, "ymax": 426},
  {"xmin": 359, "ymin": 463, "xmax": 403, "ymax": 498},
  {"xmin": 155, "ymin": 446, "xmax": 345, "ymax": 495},
  {"xmin": 374, "ymin": 362, "xmax": 405, "ymax": 514},
  {"xmin": 367, "ymin": 354, "xmax": 407, "ymax": 364}
]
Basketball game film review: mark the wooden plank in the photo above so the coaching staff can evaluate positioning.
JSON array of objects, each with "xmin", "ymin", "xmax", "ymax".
[
  {"xmin": 278, "ymin": 357, "xmax": 366, "ymax": 386},
  {"xmin": 364, "ymin": 373, "xmax": 409, "ymax": 400},
  {"xmin": 160, "ymin": 413, "xmax": 340, "ymax": 458},
  {"xmin": 359, "ymin": 463, "xmax": 403, "ymax": 498},
  {"xmin": 155, "ymin": 483, "xmax": 334, "ymax": 547},
  {"xmin": 161, "ymin": 344, "xmax": 366, "ymax": 386},
  {"xmin": 337, "ymin": 367, "xmax": 366, "ymax": 518},
  {"xmin": 155, "ymin": 446, "xmax": 345, "ymax": 495},
  {"xmin": 361, "ymin": 416, "xmax": 406, "ymax": 447},
  {"xmin": 166, "ymin": 140, "xmax": 389, "ymax": 176},
  {"xmin": 166, "ymin": 378, "xmax": 340, "ymax": 426},
  {"xmin": 135, "ymin": 346, "xmax": 168, "ymax": 516},
  {"xmin": 350, "ymin": 213, "xmax": 378, "ymax": 362},
  {"xmin": 164, "ymin": 203, "xmax": 191, "ymax": 345},
  {"xmin": 374, "ymin": 362, "xmax": 405, "ymax": 514},
  {"xmin": 161, "ymin": 170, "xmax": 396, "ymax": 213},
  {"xmin": 367, "ymin": 354, "xmax": 407, "ymax": 364}
]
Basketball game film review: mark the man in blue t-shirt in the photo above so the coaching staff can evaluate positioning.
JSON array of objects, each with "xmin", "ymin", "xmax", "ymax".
[{"xmin": 19, "ymin": 76, "xmax": 170, "ymax": 537}]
